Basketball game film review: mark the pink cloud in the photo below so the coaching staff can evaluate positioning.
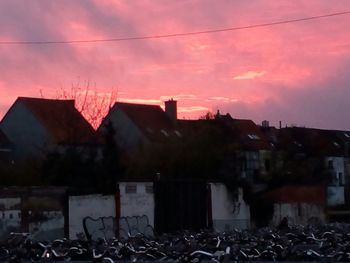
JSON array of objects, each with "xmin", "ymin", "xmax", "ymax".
[
  {"xmin": 118, "ymin": 98, "xmax": 161, "ymax": 104},
  {"xmin": 1, "ymin": 1, "xmax": 350, "ymax": 129},
  {"xmin": 233, "ymin": 71, "xmax": 267, "ymax": 80}
]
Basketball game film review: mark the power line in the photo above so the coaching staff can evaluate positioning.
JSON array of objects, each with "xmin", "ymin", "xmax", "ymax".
[{"xmin": 1, "ymin": 10, "xmax": 350, "ymax": 45}]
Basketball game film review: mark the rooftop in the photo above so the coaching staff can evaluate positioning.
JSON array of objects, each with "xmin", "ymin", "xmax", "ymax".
[
  {"xmin": 113, "ymin": 102, "xmax": 178, "ymax": 141},
  {"xmin": 18, "ymin": 97, "xmax": 97, "ymax": 145}
]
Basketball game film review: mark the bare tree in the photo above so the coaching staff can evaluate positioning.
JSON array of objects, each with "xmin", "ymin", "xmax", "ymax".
[{"xmin": 40, "ymin": 79, "xmax": 118, "ymax": 129}]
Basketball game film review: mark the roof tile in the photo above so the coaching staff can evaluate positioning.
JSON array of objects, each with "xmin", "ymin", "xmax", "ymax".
[
  {"xmin": 115, "ymin": 102, "xmax": 176, "ymax": 141},
  {"xmin": 19, "ymin": 97, "xmax": 97, "ymax": 145}
]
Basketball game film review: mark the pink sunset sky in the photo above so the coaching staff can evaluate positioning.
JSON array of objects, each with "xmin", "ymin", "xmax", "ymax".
[{"xmin": 1, "ymin": 0, "xmax": 350, "ymax": 129}]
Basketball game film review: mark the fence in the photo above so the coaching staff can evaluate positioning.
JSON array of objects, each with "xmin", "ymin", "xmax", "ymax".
[{"xmin": 83, "ymin": 215, "xmax": 154, "ymax": 240}]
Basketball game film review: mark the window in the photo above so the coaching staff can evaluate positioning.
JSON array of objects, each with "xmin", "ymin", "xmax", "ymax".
[
  {"xmin": 240, "ymin": 157, "xmax": 247, "ymax": 171},
  {"xmin": 145, "ymin": 185, "xmax": 153, "ymax": 194},
  {"xmin": 174, "ymin": 130, "xmax": 182, "ymax": 137},
  {"xmin": 293, "ymin": 141, "xmax": 302, "ymax": 147},
  {"xmin": 328, "ymin": 160, "xmax": 334, "ymax": 169},
  {"xmin": 247, "ymin": 134, "xmax": 260, "ymax": 140},
  {"xmin": 161, "ymin": 129, "xmax": 169, "ymax": 137},
  {"xmin": 339, "ymin": 173, "xmax": 344, "ymax": 185},
  {"xmin": 333, "ymin": 141, "xmax": 340, "ymax": 148},
  {"xmin": 253, "ymin": 169, "xmax": 260, "ymax": 182},
  {"xmin": 125, "ymin": 184, "xmax": 137, "ymax": 194},
  {"xmin": 265, "ymin": 159, "xmax": 271, "ymax": 172}
]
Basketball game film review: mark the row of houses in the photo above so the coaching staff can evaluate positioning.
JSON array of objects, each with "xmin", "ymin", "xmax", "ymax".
[{"xmin": 0, "ymin": 96, "xmax": 349, "ymax": 234}]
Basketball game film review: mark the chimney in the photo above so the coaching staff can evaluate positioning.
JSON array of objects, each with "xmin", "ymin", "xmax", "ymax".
[
  {"xmin": 262, "ymin": 120, "xmax": 269, "ymax": 128},
  {"xmin": 164, "ymin": 99, "xmax": 177, "ymax": 122}
]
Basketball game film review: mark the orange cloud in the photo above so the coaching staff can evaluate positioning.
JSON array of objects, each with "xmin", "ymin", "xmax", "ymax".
[
  {"xmin": 117, "ymin": 98, "xmax": 161, "ymax": 104},
  {"xmin": 233, "ymin": 71, "xmax": 267, "ymax": 80},
  {"xmin": 178, "ymin": 106, "xmax": 209, "ymax": 113}
]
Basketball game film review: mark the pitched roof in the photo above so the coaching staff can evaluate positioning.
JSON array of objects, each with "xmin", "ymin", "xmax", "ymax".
[
  {"xmin": 18, "ymin": 97, "xmax": 97, "ymax": 145},
  {"xmin": 218, "ymin": 114, "xmax": 271, "ymax": 150},
  {"xmin": 177, "ymin": 119, "xmax": 233, "ymax": 142},
  {"xmin": 264, "ymin": 185, "xmax": 326, "ymax": 205},
  {"xmin": 114, "ymin": 102, "xmax": 177, "ymax": 141},
  {"xmin": 277, "ymin": 127, "xmax": 345, "ymax": 156}
]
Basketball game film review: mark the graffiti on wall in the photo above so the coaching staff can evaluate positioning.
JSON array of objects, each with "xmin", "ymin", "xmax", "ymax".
[{"xmin": 83, "ymin": 215, "xmax": 154, "ymax": 240}]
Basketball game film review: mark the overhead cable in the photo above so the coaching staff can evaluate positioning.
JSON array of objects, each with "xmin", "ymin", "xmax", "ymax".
[{"xmin": 0, "ymin": 10, "xmax": 349, "ymax": 45}]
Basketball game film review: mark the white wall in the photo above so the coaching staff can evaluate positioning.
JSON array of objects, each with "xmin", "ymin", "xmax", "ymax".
[
  {"xmin": 68, "ymin": 194, "xmax": 116, "ymax": 239},
  {"xmin": 119, "ymin": 182, "xmax": 155, "ymax": 227},
  {"xmin": 271, "ymin": 203, "xmax": 325, "ymax": 226},
  {"xmin": 0, "ymin": 198, "xmax": 21, "ymax": 240},
  {"xmin": 29, "ymin": 211, "xmax": 65, "ymax": 240},
  {"xmin": 327, "ymin": 186, "xmax": 345, "ymax": 206},
  {"xmin": 210, "ymin": 183, "xmax": 250, "ymax": 231}
]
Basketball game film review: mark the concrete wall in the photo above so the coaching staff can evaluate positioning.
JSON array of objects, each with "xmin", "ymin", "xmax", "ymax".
[
  {"xmin": 0, "ymin": 198, "xmax": 21, "ymax": 239},
  {"xmin": 28, "ymin": 211, "xmax": 65, "ymax": 240},
  {"xmin": 327, "ymin": 186, "xmax": 345, "ymax": 206},
  {"xmin": 23, "ymin": 194, "xmax": 66, "ymax": 240},
  {"xmin": 271, "ymin": 203, "xmax": 325, "ymax": 226},
  {"xmin": 210, "ymin": 183, "xmax": 250, "ymax": 231},
  {"xmin": 0, "ymin": 101, "xmax": 49, "ymax": 158},
  {"xmin": 0, "ymin": 194, "xmax": 66, "ymax": 241},
  {"xmin": 119, "ymin": 182, "xmax": 155, "ymax": 227},
  {"xmin": 0, "ymin": 187, "xmax": 69, "ymax": 241},
  {"xmin": 68, "ymin": 194, "xmax": 116, "ymax": 239}
]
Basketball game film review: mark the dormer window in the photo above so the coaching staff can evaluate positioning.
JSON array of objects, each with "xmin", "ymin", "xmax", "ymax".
[
  {"xmin": 161, "ymin": 129, "xmax": 169, "ymax": 137},
  {"xmin": 293, "ymin": 141, "xmax": 302, "ymax": 147},
  {"xmin": 333, "ymin": 141, "xmax": 340, "ymax": 148},
  {"xmin": 174, "ymin": 130, "xmax": 182, "ymax": 137},
  {"xmin": 247, "ymin": 134, "xmax": 260, "ymax": 140}
]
